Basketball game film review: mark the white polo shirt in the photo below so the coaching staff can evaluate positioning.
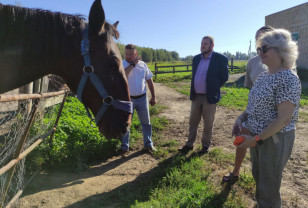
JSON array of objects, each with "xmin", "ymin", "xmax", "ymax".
[
  {"xmin": 123, "ymin": 60, "xmax": 153, "ymax": 96},
  {"xmin": 244, "ymin": 55, "xmax": 268, "ymax": 88}
]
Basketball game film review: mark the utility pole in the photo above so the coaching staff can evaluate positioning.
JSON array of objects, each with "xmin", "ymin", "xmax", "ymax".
[{"xmin": 247, "ymin": 40, "xmax": 252, "ymax": 59}]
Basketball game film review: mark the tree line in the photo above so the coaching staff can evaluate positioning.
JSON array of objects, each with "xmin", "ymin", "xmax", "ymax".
[
  {"xmin": 117, "ymin": 43, "xmax": 255, "ymax": 63},
  {"xmin": 223, "ymin": 51, "xmax": 257, "ymax": 61},
  {"xmin": 117, "ymin": 43, "xmax": 182, "ymax": 63}
]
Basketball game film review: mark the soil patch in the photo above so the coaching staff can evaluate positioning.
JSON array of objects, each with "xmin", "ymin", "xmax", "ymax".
[{"xmin": 15, "ymin": 75, "xmax": 308, "ymax": 208}]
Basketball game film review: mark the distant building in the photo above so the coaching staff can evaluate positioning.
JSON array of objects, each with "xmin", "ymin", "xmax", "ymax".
[{"xmin": 265, "ymin": 2, "xmax": 308, "ymax": 69}]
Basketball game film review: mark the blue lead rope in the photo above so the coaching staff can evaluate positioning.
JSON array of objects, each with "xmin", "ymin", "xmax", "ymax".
[{"xmin": 77, "ymin": 24, "xmax": 133, "ymax": 125}]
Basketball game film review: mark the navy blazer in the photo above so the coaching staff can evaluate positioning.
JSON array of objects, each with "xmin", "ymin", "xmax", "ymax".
[{"xmin": 190, "ymin": 52, "xmax": 229, "ymax": 104}]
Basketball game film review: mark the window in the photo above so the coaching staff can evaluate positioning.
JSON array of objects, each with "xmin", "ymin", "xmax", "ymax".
[{"xmin": 292, "ymin": 32, "xmax": 299, "ymax": 42}]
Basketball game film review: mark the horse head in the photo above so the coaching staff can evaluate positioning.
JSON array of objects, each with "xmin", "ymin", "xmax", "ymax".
[
  {"xmin": 76, "ymin": 0, "xmax": 132, "ymax": 139},
  {"xmin": 0, "ymin": 0, "xmax": 131, "ymax": 139}
]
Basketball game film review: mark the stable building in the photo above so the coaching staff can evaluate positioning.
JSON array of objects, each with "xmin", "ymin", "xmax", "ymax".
[{"xmin": 265, "ymin": 2, "xmax": 308, "ymax": 69}]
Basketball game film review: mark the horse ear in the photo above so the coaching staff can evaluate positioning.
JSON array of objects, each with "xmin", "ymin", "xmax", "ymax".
[
  {"xmin": 113, "ymin": 21, "xmax": 119, "ymax": 29},
  {"xmin": 89, "ymin": 0, "xmax": 105, "ymax": 36}
]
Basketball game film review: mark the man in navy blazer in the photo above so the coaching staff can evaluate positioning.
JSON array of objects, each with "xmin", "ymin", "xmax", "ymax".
[{"xmin": 179, "ymin": 36, "xmax": 229, "ymax": 155}]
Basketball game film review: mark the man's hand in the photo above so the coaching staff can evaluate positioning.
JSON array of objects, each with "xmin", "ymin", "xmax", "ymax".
[{"xmin": 149, "ymin": 97, "xmax": 156, "ymax": 106}]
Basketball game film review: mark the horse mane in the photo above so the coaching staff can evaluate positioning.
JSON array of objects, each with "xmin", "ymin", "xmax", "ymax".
[
  {"xmin": 0, "ymin": 4, "xmax": 82, "ymax": 60},
  {"xmin": 0, "ymin": 4, "xmax": 119, "ymax": 65}
]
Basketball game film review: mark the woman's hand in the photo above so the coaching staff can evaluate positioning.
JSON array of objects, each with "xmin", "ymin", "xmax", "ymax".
[
  {"xmin": 232, "ymin": 116, "xmax": 244, "ymax": 137},
  {"xmin": 237, "ymin": 135, "xmax": 256, "ymax": 148}
]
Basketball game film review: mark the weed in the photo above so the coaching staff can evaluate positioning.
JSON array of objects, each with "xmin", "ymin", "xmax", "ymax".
[
  {"xmin": 238, "ymin": 172, "xmax": 255, "ymax": 191},
  {"xmin": 299, "ymin": 111, "xmax": 308, "ymax": 123}
]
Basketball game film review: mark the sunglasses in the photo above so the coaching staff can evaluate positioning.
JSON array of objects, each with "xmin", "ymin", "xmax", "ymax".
[{"xmin": 257, "ymin": 45, "xmax": 272, "ymax": 54}]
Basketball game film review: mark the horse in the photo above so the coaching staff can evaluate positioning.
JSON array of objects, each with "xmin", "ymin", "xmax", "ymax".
[{"xmin": 0, "ymin": 0, "xmax": 132, "ymax": 139}]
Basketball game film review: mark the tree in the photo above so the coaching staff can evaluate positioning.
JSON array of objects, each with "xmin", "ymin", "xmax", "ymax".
[
  {"xmin": 170, "ymin": 51, "xmax": 180, "ymax": 61},
  {"xmin": 182, "ymin": 55, "xmax": 193, "ymax": 62},
  {"xmin": 116, "ymin": 42, "xmax": 196, "ymax": 63},
  {"xmin": 141, "ymin": 48, "xmax": 152, "ymax": 62},
  {"xmin": 223, "ymin": 51, "xmax": 233, "ymax": 60}
]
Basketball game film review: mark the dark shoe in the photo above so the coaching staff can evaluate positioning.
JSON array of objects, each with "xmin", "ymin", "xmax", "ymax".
[
  {"xmin": 178, "ymin": 145, "xmax": 193, "ymax": 154},
  {"xmin": 146, "ymin": 145, "xmax": 157, "ymax": 153},
  {"xmin": 117, "ymin": 149, "xmax": 129, "ymax": 156},
  {"xmin": 222, "ymin": 172, "xmax": 239, "ymax": 183},
  {"xmin": 198, "ymin": 147, "xmax": 209, "ymax": 156}
]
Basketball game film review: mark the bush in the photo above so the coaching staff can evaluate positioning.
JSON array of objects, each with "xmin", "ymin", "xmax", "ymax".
[
  {"xmin": 27, "ymin": 96, "xmax": 120, "ymax": 170},
  {"xmin": 26, "ymin": 96, "xmax": 168, "ymax": 171}
]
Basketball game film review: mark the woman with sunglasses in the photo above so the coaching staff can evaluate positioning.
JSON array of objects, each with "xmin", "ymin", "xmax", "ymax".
[
  {"xmin": 232, "ymin": 28, "xmax": 301, "ymax": 208},
  {"xmin": 223, "ymin": 25, "xmax": 274, "ymax": 183}
]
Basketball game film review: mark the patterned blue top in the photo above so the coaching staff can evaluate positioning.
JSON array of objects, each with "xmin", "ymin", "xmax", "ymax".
[{"xmin": 243, "ymin": 69, "xmax": 301, "ymax": 134}]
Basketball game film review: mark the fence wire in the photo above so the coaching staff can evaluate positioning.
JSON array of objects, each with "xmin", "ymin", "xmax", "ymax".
[{"xmin": 0, "ymin": 75, "xmax": 67, "ymax": 207}]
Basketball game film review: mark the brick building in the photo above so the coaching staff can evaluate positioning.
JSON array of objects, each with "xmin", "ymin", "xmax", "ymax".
[{"xmin": 265, "ymin": 2, "xmax": 308, "ymax": 69}]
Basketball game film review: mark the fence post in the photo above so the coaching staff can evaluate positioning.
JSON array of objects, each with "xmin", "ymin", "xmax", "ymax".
[
  {"xmin": 48, "ymin": 91, "xmax": 68, "ymax": 144},
  {"xmin": 231, "ymin": 57, "xmax": 234, "ymax": 72},
  {"xmin": 173, "ymin": 66, "xmax": 175, "ymax": 74},
  {"xmin": 1, "ymin": 98, "xmax": 41, "ymax": 208},
  {"xmin": 155, "ymin": 63, "xmax": 157, "ymax": 79}
]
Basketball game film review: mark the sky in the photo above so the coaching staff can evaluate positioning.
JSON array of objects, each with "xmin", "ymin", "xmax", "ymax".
[{"xmin": 1, "ymin": 0, "xmax": 307, "ymax": 58}]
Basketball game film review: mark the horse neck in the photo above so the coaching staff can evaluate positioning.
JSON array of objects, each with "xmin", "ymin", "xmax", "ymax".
[{"xmin": 0, "ymin": 4, "xmax": 83, "ymax": 94}]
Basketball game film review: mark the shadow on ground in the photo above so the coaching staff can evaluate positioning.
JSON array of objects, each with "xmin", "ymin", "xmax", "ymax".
[{"xmin": 64, "ymin": 153, "xmax": 234, "ymax": 208}]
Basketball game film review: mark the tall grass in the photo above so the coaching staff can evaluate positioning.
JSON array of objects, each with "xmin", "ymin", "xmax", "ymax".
[{"xmin": 100, "ymin": 149, "xmax": 254, "ymax": 208}]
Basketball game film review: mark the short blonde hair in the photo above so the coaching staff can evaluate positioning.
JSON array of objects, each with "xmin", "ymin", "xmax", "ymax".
[
  {"xmin": 202, "ymin": 36, "xmax": 214, "ymax": 45},
  {"xmin": 256, "ymin": 28, "xmax": 298, "ymax": 69}
]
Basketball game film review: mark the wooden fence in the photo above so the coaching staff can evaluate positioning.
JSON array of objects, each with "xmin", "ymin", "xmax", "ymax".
[
  {"xmin": 154, "ymin": 63, "xmax": 192, "ymax": 79},
  {"xmin": 154, "ymin": 58, "xmax": 240, "ymax": 78},
  {"xmin": 0, "ymin": 90, "xmax": 68, "ymax": 208}
]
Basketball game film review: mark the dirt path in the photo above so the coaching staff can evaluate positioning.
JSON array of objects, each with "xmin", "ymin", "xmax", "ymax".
[{"xmin": 16, "ymin": 79, "xmax": 308, "ymax": 208}]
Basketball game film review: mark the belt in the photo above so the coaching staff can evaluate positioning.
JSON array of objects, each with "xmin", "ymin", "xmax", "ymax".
[{"xmin": 130, "ymin": 93, "xmax": 146, "ymax": 99}]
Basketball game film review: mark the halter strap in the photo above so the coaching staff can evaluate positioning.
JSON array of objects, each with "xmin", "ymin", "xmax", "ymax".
[{"xmin": 77, "ymin": 23, "xmax": 133, "ymax": 125}]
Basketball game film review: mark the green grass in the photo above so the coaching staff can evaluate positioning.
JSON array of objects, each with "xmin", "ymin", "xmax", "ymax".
[
  {"xmin": 220, "ymin": 87, "xmax": 249, "ymax": 110},
  {"xmin": 149, "ymin": 64, "xmax": 308, "ymax": 113},
  {"xmin": 100, "ymin": 148, "xmax": 254, "ymax": 208},
  {"xmin": 26, "ymin": 96, "xmax": 169, "ymax": 170},
  {"xmin": 148, "ymin": 61, "xmax": 247, "ymax": 77},
  {"xmin": 228, "ymin": 60, "xmax": 247, "ymax": 74},
  {"xmin": 102, "ymin": 63, "xmax": 307, "ymax": 207},
  {"xmin": 26, "ymin": 62, "xmax": 307, "ymax": 207},
  {"xmin": 300, "ymin": 87, "xmax": 308, "ymax": 106}
]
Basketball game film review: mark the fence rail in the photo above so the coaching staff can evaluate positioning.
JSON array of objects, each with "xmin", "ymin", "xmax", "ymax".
[
  {"xmin": 0, "ymin": 128, "xmax": 55, "ymax": 176},
  {"xmin": 0, "ymin": 90, "xmax": 66, "ymax": 102},
  {"xmin": 154, "ymin": 58, "xmax": 240, "ymax": 78},
  {"xmin": 0, "ymin": 90, "xmax": 69, "ymax": 208}
]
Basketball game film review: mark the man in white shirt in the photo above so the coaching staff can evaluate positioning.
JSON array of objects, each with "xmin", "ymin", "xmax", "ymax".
[{"xmin": 119, "ymin": 44, "xmax": 156, "ymax": 154}]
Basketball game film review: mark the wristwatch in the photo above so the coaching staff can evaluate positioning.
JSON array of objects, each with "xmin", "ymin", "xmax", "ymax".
[{"xmin": 255, "ymin": 135, "xmax": 264, "ymax": 145}]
